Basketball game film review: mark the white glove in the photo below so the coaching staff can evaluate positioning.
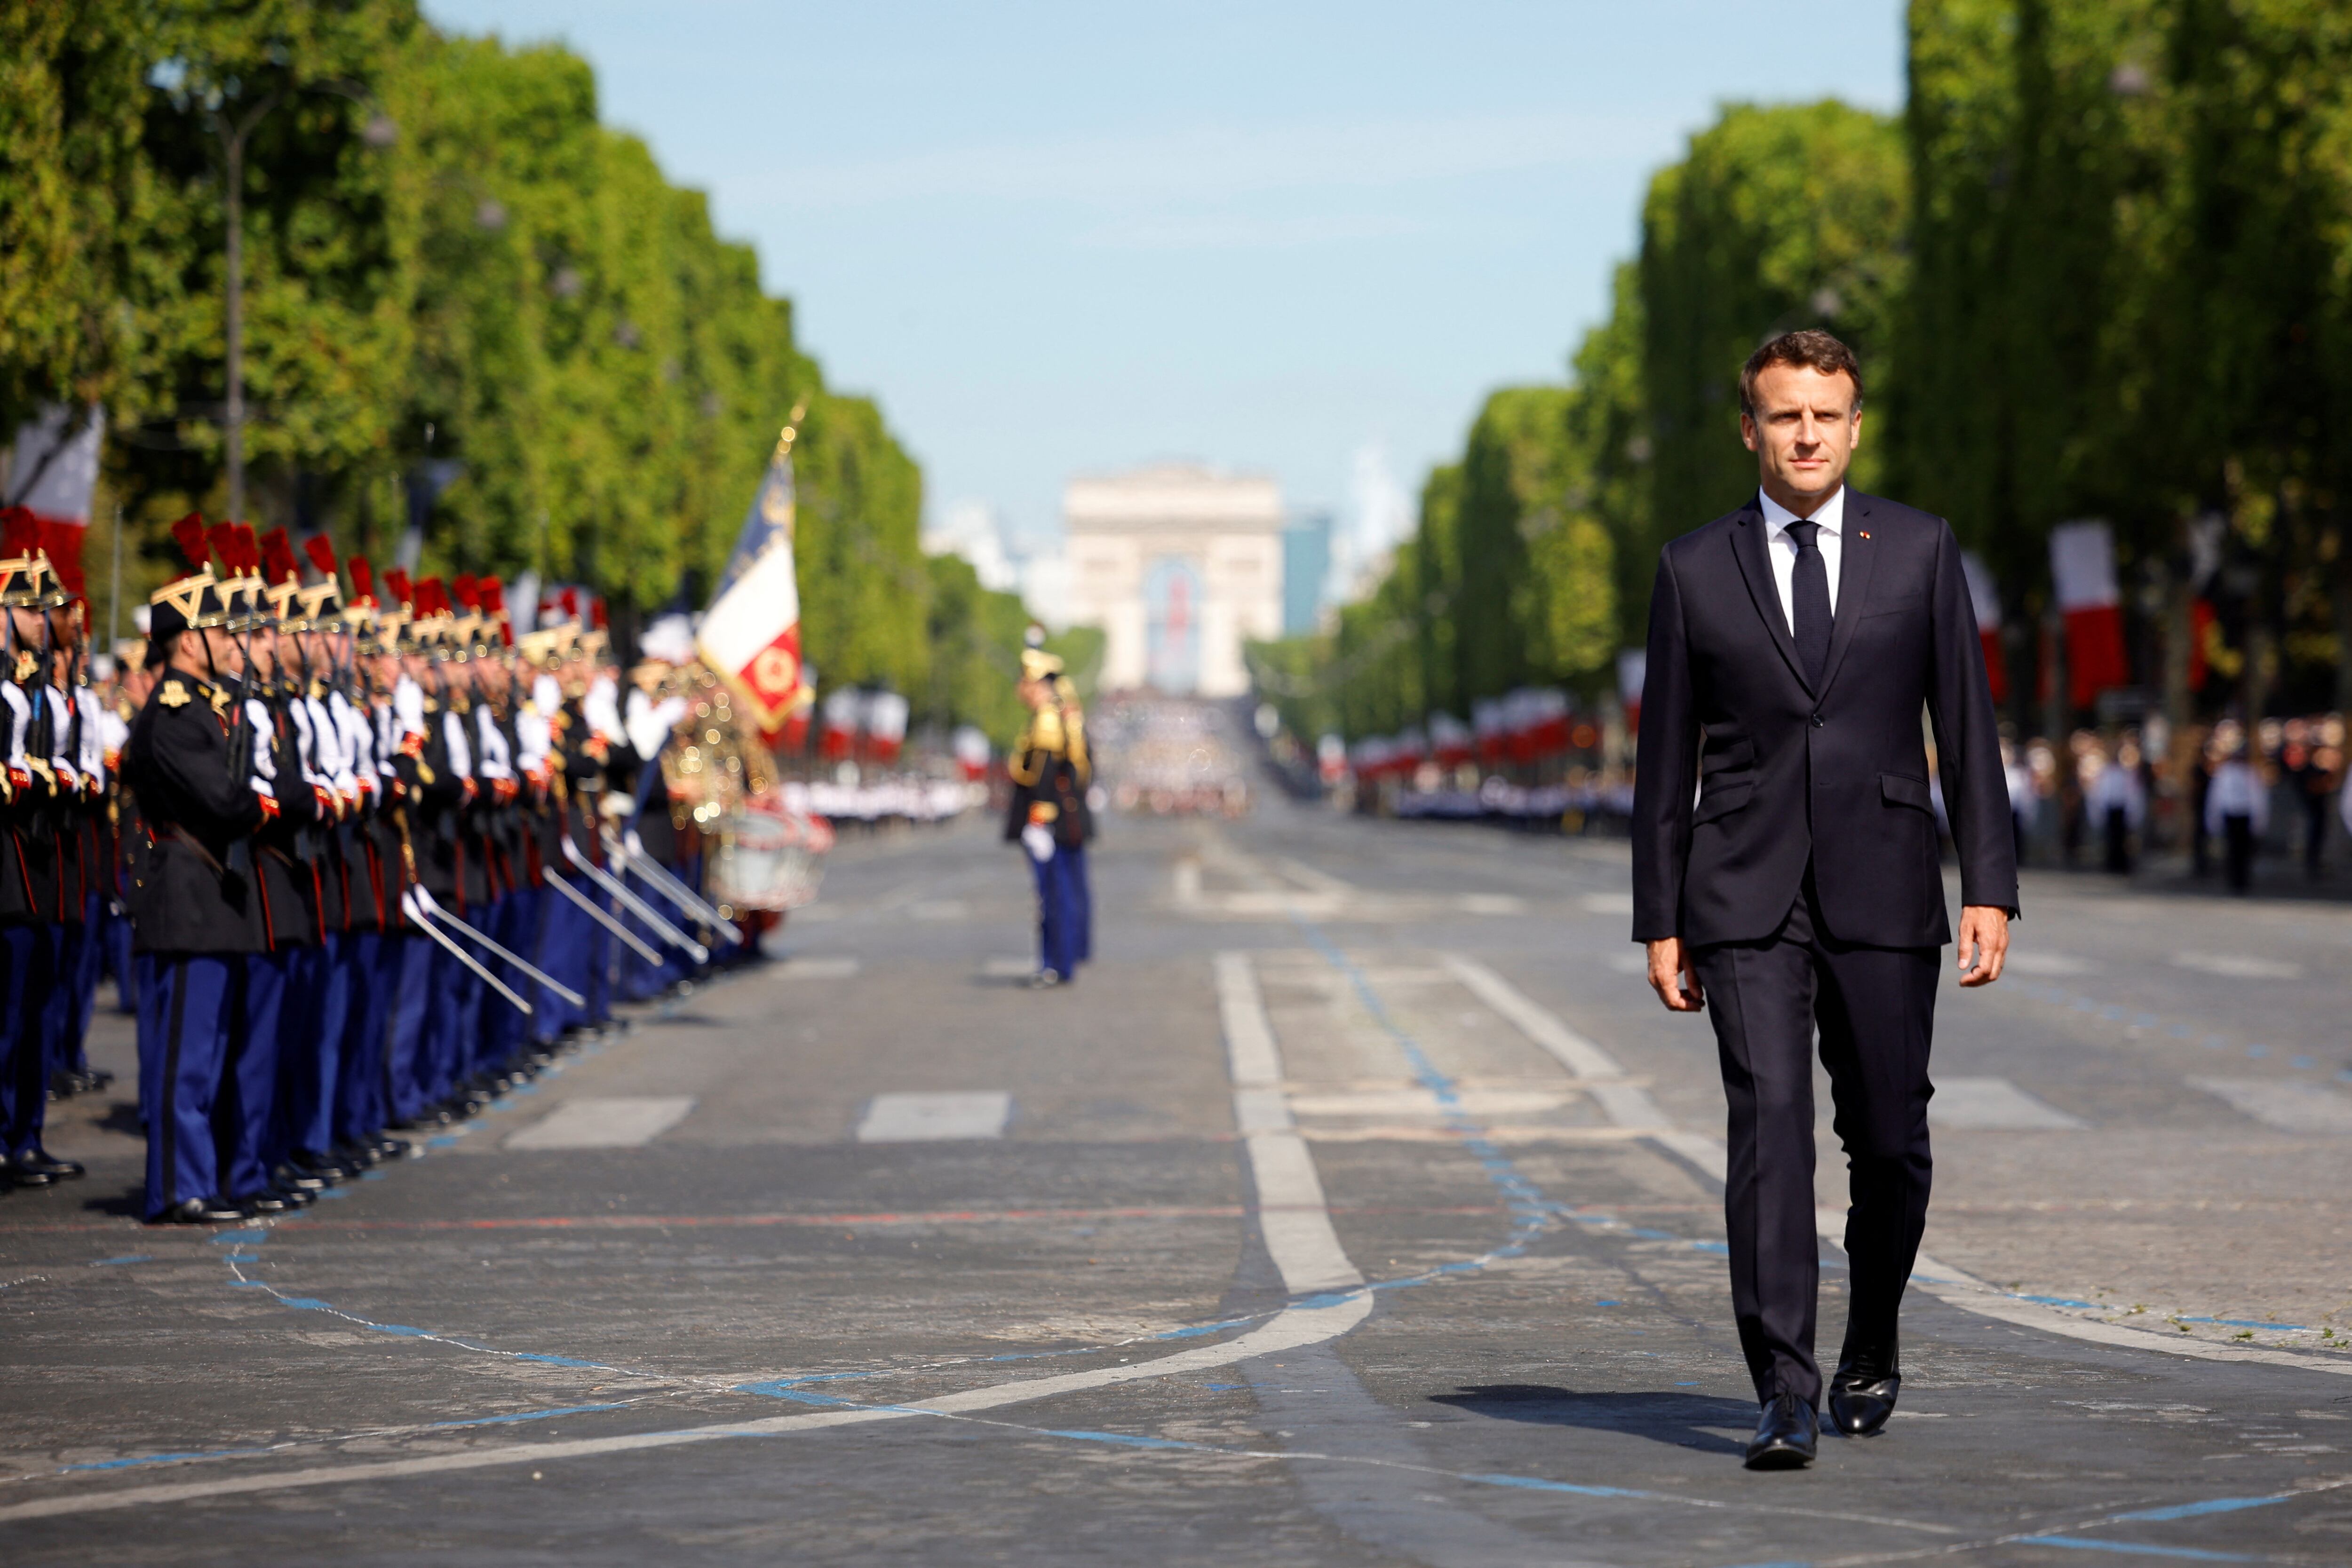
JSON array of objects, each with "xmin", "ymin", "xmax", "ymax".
[{"xmin": 1021, "ymin": 823, "xmax": 1055, "ymax": 863}]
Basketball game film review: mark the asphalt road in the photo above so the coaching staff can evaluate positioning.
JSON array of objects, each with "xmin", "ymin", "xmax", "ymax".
[{"xmin": 2, "ymin": 795, "xmax": 2350, "ymax": 1565}]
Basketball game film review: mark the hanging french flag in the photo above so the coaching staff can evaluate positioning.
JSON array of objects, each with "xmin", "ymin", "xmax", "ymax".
[
  {"xmin": 1961, "ymin": 550, "xmax": 2007, "ymax": 704},
  {"xmin": 7, "ymin": 404, "xmax": 104, "ymax": 602},
  {"xmin": 2050, "ymin": 520, "xmax": 2129, "ymax": 710},
  {"xmin": 697, "ymin": 420, "xmax": 809, "ymax": 734}
]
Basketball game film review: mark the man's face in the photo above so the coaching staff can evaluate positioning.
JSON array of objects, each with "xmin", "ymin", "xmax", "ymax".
[
  {"xmin": 1740, "ymin": 363, "xmax": 1861, "ymax": 508},
  {"xmin": 204, "ymin": 627, "xmax": 245, "ymax": 677}
]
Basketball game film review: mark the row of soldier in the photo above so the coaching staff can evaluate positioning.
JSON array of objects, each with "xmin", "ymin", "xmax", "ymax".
[{"xmin": 0, "ymin": 509, "xmax": 741, "ymax": 1222}]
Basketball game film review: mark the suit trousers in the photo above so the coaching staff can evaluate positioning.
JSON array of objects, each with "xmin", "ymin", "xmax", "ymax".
[{"xmin": 1691, "ymin": 872, "xmax": 1939, "ymax": 1407}]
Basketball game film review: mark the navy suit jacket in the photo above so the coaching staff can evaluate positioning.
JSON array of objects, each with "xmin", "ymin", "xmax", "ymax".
[{"xmin": 1629, "ymin": 490, "xmax": 2018, "ymax": 950}]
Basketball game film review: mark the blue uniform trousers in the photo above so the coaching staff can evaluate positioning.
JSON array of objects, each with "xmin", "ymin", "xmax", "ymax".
[
  {"xmin": 385, "ymin": 932, "xmax": 435, "ymax": 1123},
  {"xmin": 104, "ymin": 899, "xmax": 136, "ymax": 1013},
  {"xmin": 530, "ymin": 888, "xmax": 586, "ymax": 1043},
  {"xmin": 69, "ymin": 892, "xmax": 105, "ymax": 1067},
  {"xmin": 335, "ymin": 930, "xmax": 393, "ymax": 1146},
  {"xmin": 224, "ymin": 950, "xmax": 292, "ymax": 1200},
  {"xmin": 477, "ymin": 890, "xmax": 532, "ymax": 1070},
  {"xmin": 135, "ymin": 953, "xmax": 237, "ymax": 1217},
  {"xmin": 1, "ymin": 924, "xmax": 56, "ymax": 1161},
  {"xmin": 280, "ymin": 935, "xmax": 348, "ymax": 1160},
  {"xmin": 1030, "ymin": 846, "xmax": 1089, "ymax": 982},
  {"xmin": 39, "ymin": 921, "xmax": 72, "ymax": 1085},
  {"xmin": 425, "ymin": 939, "xmax": 482, "ymax": 1097}
]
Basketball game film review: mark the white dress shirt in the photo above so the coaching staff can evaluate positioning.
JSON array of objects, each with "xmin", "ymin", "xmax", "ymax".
[{"xmin": 1758, "ymin": 485, "xmax": 1846, "ymax": 633}]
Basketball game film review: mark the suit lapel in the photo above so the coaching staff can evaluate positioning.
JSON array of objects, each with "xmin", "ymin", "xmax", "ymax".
[
  {"xmin": 1728, "ymin": 502, "xmax": 1813, "ymax": 696},
  {"xmin": 1816, "ymin": 490, "xmax": 1879, "ymax": 699}
]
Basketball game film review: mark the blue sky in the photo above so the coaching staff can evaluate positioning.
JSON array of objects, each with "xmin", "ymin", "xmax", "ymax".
[{"xmin": 421, "ymin": 1, "xmax": 1904, "ymax": 554}]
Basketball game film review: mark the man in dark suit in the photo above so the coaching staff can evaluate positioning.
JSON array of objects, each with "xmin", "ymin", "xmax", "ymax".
[{"xmin": 1630, "ymin": 330, "xmax": 2016, "ymax": 1470}]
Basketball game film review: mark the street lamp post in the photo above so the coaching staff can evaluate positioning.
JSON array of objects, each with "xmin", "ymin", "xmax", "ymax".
[{"xmin": 212, "ymin": 85, "xmax": 392, "ymax": 522}]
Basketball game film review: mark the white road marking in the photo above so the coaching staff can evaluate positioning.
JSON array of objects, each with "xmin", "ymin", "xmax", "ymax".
[
  {"xmin": 781, "ymin": 957, "xmax": 861, "ymax": 979},
  {"xmin": 0, "ymin": 1295, "xmax": 1373, "ymax": 1524},
  {"xmin": 980, "ymin": 956, "xmax": 1036, "ymax": 978},
  {"xmin": 1440, "ymin": 954, "xmax": 1670, "ymax": 1130},
  {"xmin": 505, "ymin": 1097, "xmax": 696, "ymax": 1151},
  {"xmin": 1930, "ymin": 1077, "xmax": 2087, "ymax": 1131},
  {"xmin": 1285, "ymin": 1087, "xmax": 1573, "ymax": 1119},
  {"xmin": 2005, "ymin": 951, "xmax": 2095, "ymax": 977},
  {"xmin": 1215, "ymin": 950, "xmax": 1363, "ymax": 1297},
  {"xmin": 1213, "ymin": 951, "xmax": 1282, "ymax": 1088},
  {"xmin": 2171, "ymin": 952, "xmax": 2304, "ymax": 981},
  {"xmin": 2190, "ymin": 1077, "xmax": 2352, "ymax": 1134},
  {"xmin": 855, "ymin": 1092, "xmax": 1012, "ymax": 1142},
  {"xmin": 1444, "ymin": 955, "xmax": 2352, "ymax": 1381}
]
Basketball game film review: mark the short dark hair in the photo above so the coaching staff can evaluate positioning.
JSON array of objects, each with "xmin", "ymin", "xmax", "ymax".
[{"xmin": 1739, "ymin": 329, "xmax": 1863, "ymax": 418}]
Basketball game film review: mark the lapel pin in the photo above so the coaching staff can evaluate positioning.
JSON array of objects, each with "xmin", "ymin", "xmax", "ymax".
[{"xmin": 1858, "ymin": 530, "xmax": 1870, "ymax": 539}]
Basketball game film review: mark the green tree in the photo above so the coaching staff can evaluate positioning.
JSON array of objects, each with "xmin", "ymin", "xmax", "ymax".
[{"xmin": 1640, "ymin": 101, "xmax": 1908, "ymax": 540}]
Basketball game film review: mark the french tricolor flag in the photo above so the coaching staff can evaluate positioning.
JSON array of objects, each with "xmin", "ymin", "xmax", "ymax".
[
  {"xmin": 698, "ymin": 422, "xmax": 808, "ymax": 735},
  {"xmin": 2050, "ymin": 521, "xmax": 2129, "ymax": 710}
]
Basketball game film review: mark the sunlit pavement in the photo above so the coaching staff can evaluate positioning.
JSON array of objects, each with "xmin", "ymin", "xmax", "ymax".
[{"xmin": 3, "ymin": 800, "xmax": 2349, "ymax": 1564}]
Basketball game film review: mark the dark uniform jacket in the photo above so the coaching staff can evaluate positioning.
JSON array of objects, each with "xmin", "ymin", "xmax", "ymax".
[
  {"xmin": 1004, "ymin": 698, "xmax": 1092, "ymax": 849},
  {"xmin": 122, "ymin": 672, "xmax": 268, "ymax": 954}
]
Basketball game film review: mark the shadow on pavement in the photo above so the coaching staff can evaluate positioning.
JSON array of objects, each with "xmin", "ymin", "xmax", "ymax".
[{"xmin": 1428, "ymin": 1385, "xmax": 1756, "ymax": 1456}]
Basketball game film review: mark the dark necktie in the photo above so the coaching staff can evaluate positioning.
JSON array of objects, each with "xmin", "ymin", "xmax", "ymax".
[{"xmin": 1788, "ymin": 520, "xmax": 1831, "ymax": 689}]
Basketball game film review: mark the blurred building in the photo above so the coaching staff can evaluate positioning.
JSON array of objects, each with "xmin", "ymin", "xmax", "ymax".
[
  {"xmin": 1282, "ymin": 511, "xmax": 1332, "ymax": 637},
  {"xmin": 1063, "ymin": 462, "xmax": 1285, "ymax": 696}
]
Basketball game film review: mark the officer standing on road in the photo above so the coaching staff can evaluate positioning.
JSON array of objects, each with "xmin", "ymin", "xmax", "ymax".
[
  {"xmin": 121, "ymin": 524, "xmax": 262, "ymax": 1224},
  {"xmin": 1005, "ymin": 639, "xmax": 1092, "ymax": 989}
]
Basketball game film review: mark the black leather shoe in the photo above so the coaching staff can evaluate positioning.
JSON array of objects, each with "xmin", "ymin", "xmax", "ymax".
[
  {"xmin": 1744, "ymin": 1392, "xmax": 1818, "ymax": 1470},
  {"xmin": 155, "ymin": 1196, "xmax": 248, "ymax": 1225},
  {"xmin": 1829, "ymin": 1372, "xmax": 1901, "ymax": 1436},
  {"xmin": 15, "ymin": 1150, "xmax": 86, "ymax": 1180},
  {"xmin": 1, "ymin": 1157, "xmax": 55, "ymax": 1188},
  {"xmin": 241, "ymin": 1191, "xmax": 297, "ymax": 1215}
]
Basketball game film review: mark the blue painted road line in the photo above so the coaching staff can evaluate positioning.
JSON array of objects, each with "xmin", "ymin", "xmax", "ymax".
[
  {"xmin": 2032, "ymin": 1536, "xmax": 2256, "ymax": 1561},
  {"xmin": 2111, "ymin": 1495, "xmax": 2290, "ymax": 1523}
]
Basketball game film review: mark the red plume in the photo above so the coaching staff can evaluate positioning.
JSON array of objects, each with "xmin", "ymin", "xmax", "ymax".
[
  {"xmin": 171, "ymin": 513, "xmax": 213, "ymax": 573},
  {"xmin": 451, "ymin": 572, "xmax": 479, "ymax": 612},
  {"xmin": 40, "ymin": 519, "xmax": 86, "ymax": 596},
  {"xmin": 0, "ymin": 506, "xmax": 32, "ymax": 555},
  {"xmin": 207, "ymin": 522, "xmax": 239, "ymax": 573},
  {"xmin": 480, "ymin": 576, "xmax": 505, "ymax": 614},
  {"xmin": 589, "ymin": 597, "xmax": 608, "ymax": 631},
  {"xmin": 303, "ymin": 533, "xmax": 338, "ymax": 580},
  {"xmin": 419, "ymin": 576, "xmax": 446, "ymax": 615},
  {"xmin": 349, "ymin": 555, "xmax": 375, "ymax": 604},
  {"xmin": 260, "ymin": 527, "xmax": 298, "ymax": 585},
  {"xmin": 233, "ymin": 524, "xmax": 261, "ymax": 577}
]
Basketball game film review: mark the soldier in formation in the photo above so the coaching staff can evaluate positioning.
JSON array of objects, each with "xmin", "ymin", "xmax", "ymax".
[{"xmin": 0, "ymin": 512, "xmax": 747, "ymax": 1221}]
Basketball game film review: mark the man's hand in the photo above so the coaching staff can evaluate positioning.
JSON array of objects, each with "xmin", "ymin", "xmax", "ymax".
[
  {"xmin": 1956, "ymin": 904, "xmax": 2010, "ymax": 987},
  {"xmin": 1645, "ymin": 936, "xmax": 1704, "ymax": 1012}
]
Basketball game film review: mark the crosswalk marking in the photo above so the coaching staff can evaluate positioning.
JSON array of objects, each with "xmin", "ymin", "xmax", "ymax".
[
  {"xmin": 1930, "ymin": 1077, "xmax": 2086, "ymax": 1130},
  {"xmin": 855, "ymin": 1092, "xmax": 1012, "ymax": 1142},
  {"xmin": 506, "ymin": 1097, "xmax": 696, "ymax": 1150},
  {"xmin": 2191, "ymin": 1077, "xmax": 2352, "ymax": 1133}
]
